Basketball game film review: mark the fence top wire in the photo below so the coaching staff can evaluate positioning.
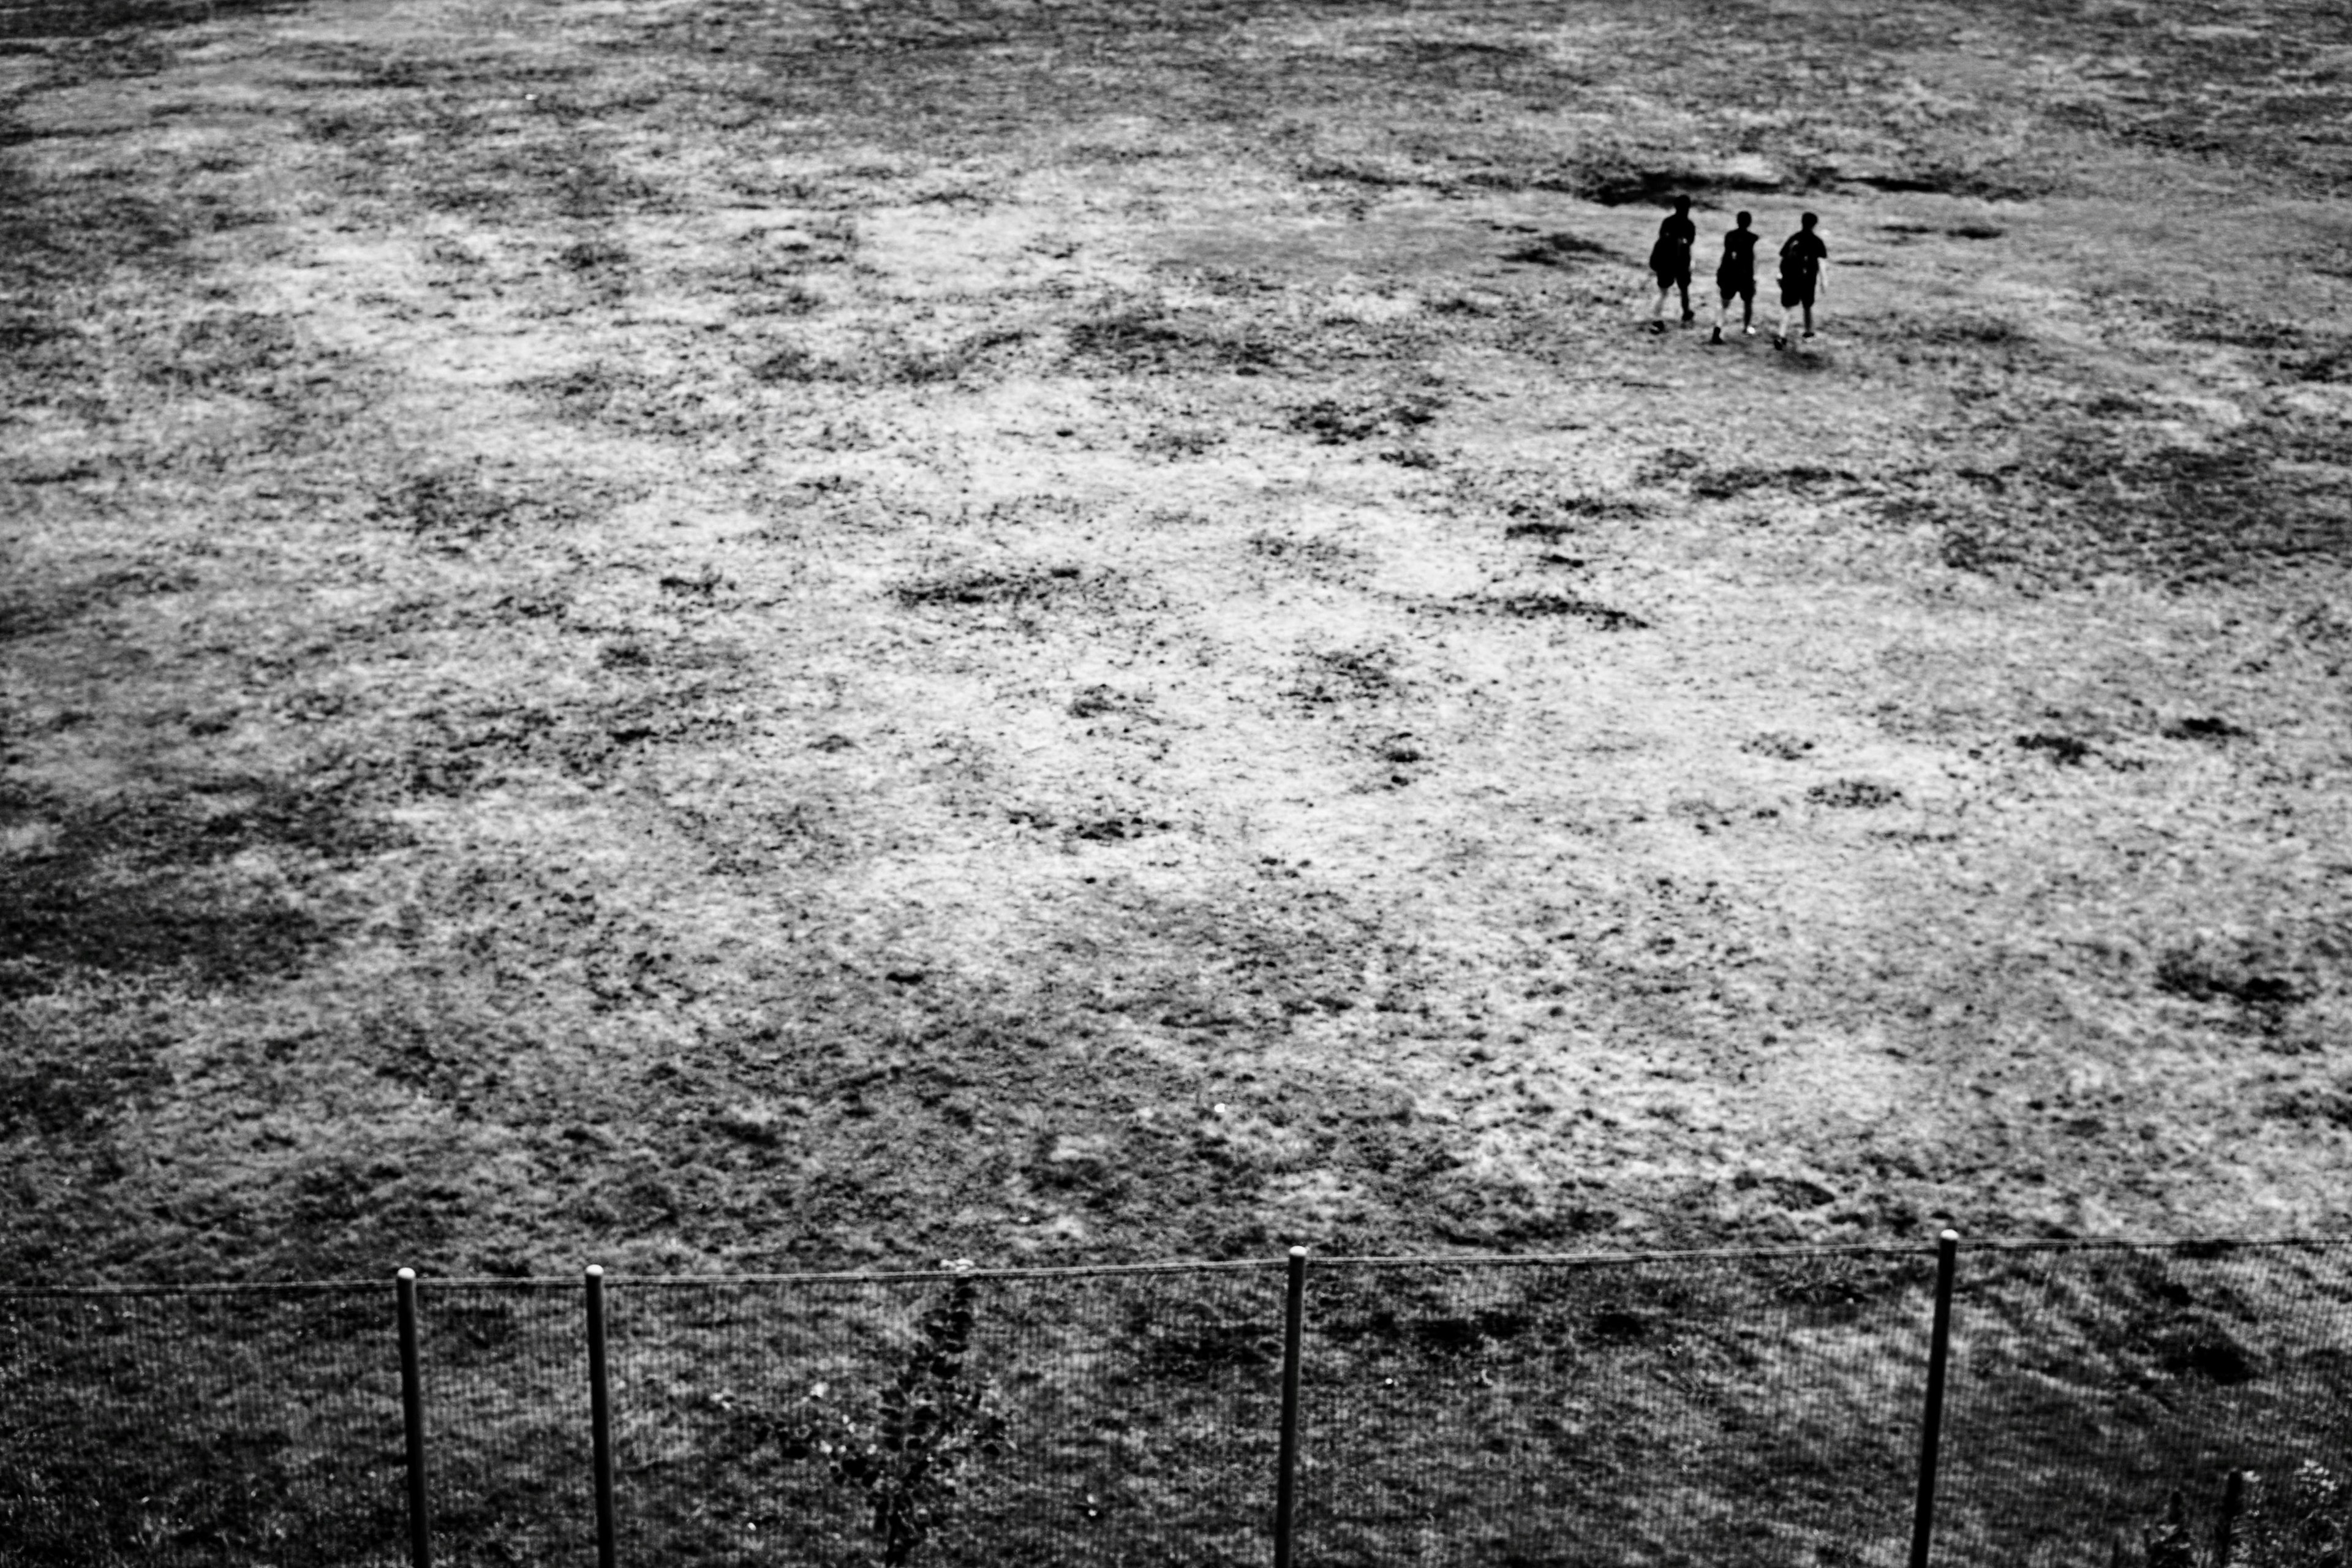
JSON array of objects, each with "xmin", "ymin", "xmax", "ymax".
[
  {"xmin": 3, "ymin": 1235, "xmax": 2346, "ymax": 1299},
  {"xmin": 1316, "ymin": 1242, "xmax": 1931, "ymax": 1268}
]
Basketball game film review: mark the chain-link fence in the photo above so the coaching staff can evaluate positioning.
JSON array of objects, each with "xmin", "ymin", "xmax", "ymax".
[
  {"xmin": 1299, "ymin": 1249, "xmax": 1939, "ymax": 1567},
  {"xmin": 1936, "ymin": 1240, "xmax": 2352, "ymax": 1568},
  {"xmin": 0, "ymin": 1286, "xmax": 404, "ymax": 1564},
  {"xmin": 5, "ymin": 1240, "xmax": 2350, "ymax": 1567}
]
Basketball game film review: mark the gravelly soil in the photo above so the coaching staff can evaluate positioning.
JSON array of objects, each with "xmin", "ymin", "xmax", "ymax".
[{"xmin": 2, "ymin": 0, "xmax": 2349, "ymax": 1282}]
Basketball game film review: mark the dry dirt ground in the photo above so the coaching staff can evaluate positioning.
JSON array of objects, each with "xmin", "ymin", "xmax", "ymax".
[{"xmin": 3, "ymin": 0, "xmax": 2350, "ymax": 1283}]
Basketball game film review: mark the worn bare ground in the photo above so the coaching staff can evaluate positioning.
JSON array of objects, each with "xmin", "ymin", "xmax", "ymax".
[{"xmin": 2, "ymin": 0, "xmax": 2350, "ymax": 1281}]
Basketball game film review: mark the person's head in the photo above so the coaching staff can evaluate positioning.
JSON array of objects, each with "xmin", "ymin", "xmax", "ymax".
[
  {"xmin": 1735, "ymin": 210, "xmax": 1752, "ymax": 228},
  {"xmin": 1801, "ymin": 211, "xmax": 1819, "ymax": 230},
  {"xmin": 1673, "ymin": 194, "xmax": 1691, "ymax": 213}
]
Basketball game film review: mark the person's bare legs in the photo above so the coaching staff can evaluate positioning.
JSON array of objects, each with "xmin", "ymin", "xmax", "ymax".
[
  {"xmin": 1776, "ymin": 293, "xmax": 1819, "ymax": 345},
  {"xmin": 1711, "ymin": 288, "xmax": 1740, "ymax": 342},
  {"xmin": 1713, "ymin": 287, "xmax": 1754, "ymax": 342}
]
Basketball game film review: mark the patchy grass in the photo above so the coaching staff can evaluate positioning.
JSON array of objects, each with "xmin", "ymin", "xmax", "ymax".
[{"xmin": 0, "ymin": 0, "xmax": 2347, "ymax": 1322}]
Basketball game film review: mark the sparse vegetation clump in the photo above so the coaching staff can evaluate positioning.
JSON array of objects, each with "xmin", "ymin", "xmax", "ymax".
[{"xmin": 778, "ymin": 1268, "xmax": 1010, "ymax": 1566}]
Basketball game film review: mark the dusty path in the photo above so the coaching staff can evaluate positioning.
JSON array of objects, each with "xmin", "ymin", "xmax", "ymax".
[{"xmin": 3, "ymin": 0, "xmax": 2351, "ymax": 1280}]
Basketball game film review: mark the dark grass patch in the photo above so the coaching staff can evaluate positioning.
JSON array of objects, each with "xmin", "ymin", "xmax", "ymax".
[
  {"xmin": 1499, "ymin": 230, "xmax": 1616, "ymax": 266},
  {"xmin": 0, "ymin": 778, "xmax": 396, "ymax": 998},
  {"xmin": 514, "ymin": 361, "xmax": 617, "ymax": 412},
  {"xmin": 2154, "ymin": 949, "xmax": 2304, "ymax": 1014},
  {"xmin": 2162, "ymin": 715, "xmax": 2250, "ymax": 742},
  {"xmin": 2143, "ymin": 300, "xmax": 2305, "ymax": 352},
  {"xmin": 1838, "ymin": 163, "xmax": 2052, "ymax": 201},
  {"xmin": 748, "ymin": 344, "xmax": 848, "ymax": 383},
  {"xmin": 1574, "ymin": 162, "xmax": 1788, "ymax": 207},
  {"xmin": 1284, "ymin": 394, "xmax": 1439, "ymax": 446},
  {"xmin": 1478, "ymin": 593, "xmax": 1648, "ymax": 630},
  {"xmin": 2264, "ymin": 1080, "xmax": 2352, "ymax": 1130},
  {"xmin": 0, "ymin": 163, "xmax": 238, "ymax": 292},
  {"xmin": 374, "ymin": 470, "xmax": 566, "ymax": 543},
  {"xmin": 0, "ymin": 563, "xmax": 199, "ymax": 641},
  {"xmin": 1742, "ymin": 733, "xmax": 1816, "ymax": 761},
  {"xmin": 1926, "ymin": 418, "xmax": 2351, "ymax": 586},
  {"xmin": 556, "ymin": 238, "xmax": 630, "ymax": 271},
  {"xmin": 2285, "ymin": 345, "xmax": 2352, "ymax": 383},
  {"xmin": 1805, "ymin": 779, "xmax": 1902, "ymax": 809},
  {"xmin": 658, "ymin": 567, "xmax": 729, "ymax": 601},
  {"xmin": 1136, "ymin": 424, "xmax": 1225, "ymax": 459},
  {"xmin": 0, "ymin": 1030, "xmax": 171, "ymax": 1137},
  {"xmin": 1428, "ymin": 293, "xmax": 1498, "ymax": 317},
  {"xmin": 891, "ymin": 565, "xmax": 1094, "ymax": 609},
  {"xmin": 1066, "ymin": 309, "xmax": 1278, "ymax": 375},
  {"xmin": 135, "ymin": 310, "xmax": 303, "ymax": 391},
  {"xmin": 1688, "ymin": 464, "xmax": 1861, "ymax": 501},
  {"xmin": 1376, "ymin": 36, "xmax": 1541, "ymax": 70},
  {"xmin": 0, "ymin": 311, "xmax": 64, "ymax": 352},
  {"xmin": 1901, "ymin": 312, "xmax": 2029, "ymax": 348},
  {"xmin": 1297, "ymin": 156, "xmax": 1424, "ymax": 190},
  {"xmin": 2016, "ymin": 733, "xmax": 2093, "ymax": 765},
  {"xmin": 1067, "ymin": 684, "xmax": 1142, "ymax": 719},
  {"xmin": 0, "ymin": 0, "xmax": 300, "ymax": 40},
  {"xmin": 390, "ymin": 686, "xmax": 747, "ymax": 796},
  {"xmin": 733, "ymin": 275, "xmax": 825, "ymax": 315},
  {"xmin": 1492, "ymin": 491, "xmax": 1654, "ymax": 541},
  {"xmin": 1248, "ymin": 532, "xmax": 1354, "ymax": 570},
  {"xmin": 0, "ymin": 456, "xmax": 100, "ymax": 486},
  {"xmin": 749, "ymin": 328, "xmax": 1031, "ymax": 388},
  {"xmin": 1066, "ymin": 812, "xmax": 1174, "ymax": 843},
  {"xmin": 1631, "ymin": 447, "xmax": 1706, "ymax": 484},
  {"xmin": 1285, "ymin": 646, "xmax": 1398, "ymax": 706},
  {"xmin": 886, "ymin": 327, "xmax": 1028, "ymax": 385}
]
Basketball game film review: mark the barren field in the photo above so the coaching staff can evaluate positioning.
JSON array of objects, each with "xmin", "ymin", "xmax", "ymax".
[{"xmin": 3, "ymin": 0, "xmax": 2350, "ymax": 1286}]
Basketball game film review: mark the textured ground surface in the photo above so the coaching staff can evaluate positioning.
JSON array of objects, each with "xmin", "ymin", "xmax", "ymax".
[{"xmin": 2, "ymin": 0, "xmax": 2350, "ymax": 1282}]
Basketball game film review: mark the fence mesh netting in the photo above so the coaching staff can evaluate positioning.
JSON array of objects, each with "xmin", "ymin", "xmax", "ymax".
[
  {"xmin": 0, "ymin": 1286, "xmax": 402, "ymax": 1565},
  {"xmin": 5, "ymin": 1240, "xmax": 2352, "ymax": 1567},
  {"xmin": 1934, "ymin": 1240, "xmax": 2352, "ymax": 1568},
  {"xmin": 1300, "ymin": 1250, "xmax": 1933, "ymax": 1567},
  {"xmin": 599, "ymin": 1265, "xmax": 1281, "ymax": 1567}
]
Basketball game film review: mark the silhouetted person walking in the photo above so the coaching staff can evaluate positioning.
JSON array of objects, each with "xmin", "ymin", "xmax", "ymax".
[
  {"xmin": 1774, "ymin": 212, "xmax": 1828, "ymax": 349},
  {"xmin": 1646, "ymin": 195, "xmax": 1696, "ymax": 333},
  {"xmin": 1708, "ymin": 211, "xmax": 1760, "ymax": 344}
]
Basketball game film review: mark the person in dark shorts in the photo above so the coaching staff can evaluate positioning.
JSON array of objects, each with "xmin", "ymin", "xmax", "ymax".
[
  {"xmin": 1646, "ymin": 195, "xmax": 1697, "ymax": 333},
  {"xmin": 1708, "ymin": 211, "xmax": 1760, "ymax": 344},
  {"xmin": 1774, "ymin": 212, "xmax": 1828, "ymax": 349}
]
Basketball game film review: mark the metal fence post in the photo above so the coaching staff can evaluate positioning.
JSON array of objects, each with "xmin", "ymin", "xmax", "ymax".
[
  {"xmin": 1909, "ymin": 1231, "xmax": 1960, "ymax": 1568},
  {"xmin": 396, "ymin": 1267, "xmax": 433, "ymax": 1568},
  {"xmin": 1275, "ymin": 1245, "xmax": 1306, "ymax": 1568},
  {"xmin": 587, "ymin": 1266, "xmax": 619, "ymax": 1568},
  {"xmin": 2214, "ymin": 1469, "xmax": 2245, "ymax": 1568}
]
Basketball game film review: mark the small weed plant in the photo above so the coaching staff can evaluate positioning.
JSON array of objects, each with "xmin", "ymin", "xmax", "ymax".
[
  {"xmin": 2128, "ymin": 1465, "xmax": 2350, "ymax": 1568},
  {"xmin": 780, "ymin": 1264, "xmax": 1011, "ymax": 1566},
  {"xmin": 2239, "ymin": 1463, "xmax": 2350, "ymax": 1568}
]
